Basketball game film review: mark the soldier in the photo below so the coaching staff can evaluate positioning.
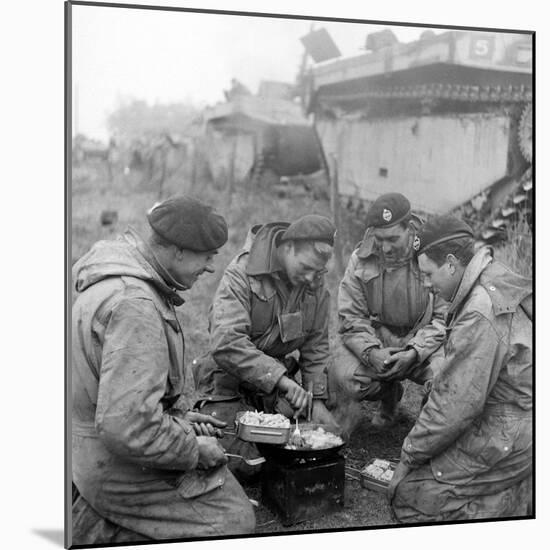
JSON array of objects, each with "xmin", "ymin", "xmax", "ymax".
[
  {"xmin": 330, "ymin": 193, "xmax": 447, "ymax": 430},
  {"xmin": 71, "ymin": 196, "xmax": 255, "ymax": 545},
  {"xmin": 194, "ymin": 214, "xmax": 338, "ymax": 477},
  {"xmin": 389, "ymin": 215, "xmax": 532, "ymax": 521}
]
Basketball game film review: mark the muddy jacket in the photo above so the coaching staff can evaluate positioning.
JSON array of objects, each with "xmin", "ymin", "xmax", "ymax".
[
  {"xmin": 72, "ymin": 228, "xmax": 205, "ymax": 497},
  {"xmin": 400, "ymin": 247, "xmax": 532, "ymax": 493},
  {"xmin": 200, "ymin": 222, "xmax": 330, "ymax": 400},
  {"xmin": 338, "ymin": 230, "xmax": 447, "ymax": 362}
]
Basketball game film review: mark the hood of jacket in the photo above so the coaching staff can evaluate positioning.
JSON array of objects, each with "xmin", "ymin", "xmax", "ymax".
[
  {"xmin": 72, "ymin": 227, "xmax": 184, "ymax": 305},
  {"xmin": 449, "ymin": 246, "xmax": 532, "ymax": 319},
  {"xmin": 243, "ymin": 221, "xmax": 290, "ymax": 276}
]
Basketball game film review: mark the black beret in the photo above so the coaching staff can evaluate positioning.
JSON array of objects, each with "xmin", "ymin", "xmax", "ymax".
[
  {"xmin": 417, "ymin": 215, "xmax": 474, "ymax": 255},
  {"xmin": 147, "ymin": 195, "xmax": 228, "ymax": 252},
  {"xmin": 280, "ymin": 214, "xmax": 336, "ymax": 246},
  {"xmin": 365, "ymin": 193, "xmax": 411, "ymax": 228}
]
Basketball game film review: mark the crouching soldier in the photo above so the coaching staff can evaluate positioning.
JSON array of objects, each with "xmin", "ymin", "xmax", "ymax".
[
  {"xmin": 194, "ymin": 215, "xmax": 338, "ymax": 477},
  {"xmin": 71, "ymin": 196, "xmax": 255, "ymax": 546},
  {"xmin": 389, "ymin": 215, "xmax": 532, "ymax": 522},
  {"xmin": 330, "ymin": 193, "xmax": 447, "ymax": 430}
]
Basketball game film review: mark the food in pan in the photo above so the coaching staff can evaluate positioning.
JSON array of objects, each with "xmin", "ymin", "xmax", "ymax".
[
  {"xmin": 362, "ymin": 460, "xmax": 395, "ymax": 481},
  {"xmin": 379, "ymin": 469, "xmax": 394, "ymax": 482},
  {"xmin": 238, "ymin": 411, "xmax": 291, "ymax": 428},
  {"xmin": 285, "ymin": 427, "xmax": 343, "ymax": 450}
]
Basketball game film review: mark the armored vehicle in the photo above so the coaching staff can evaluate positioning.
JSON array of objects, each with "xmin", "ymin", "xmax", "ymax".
[{"xmin": 308, "ymin": 29, "xmax": 532, "ymax": 241}]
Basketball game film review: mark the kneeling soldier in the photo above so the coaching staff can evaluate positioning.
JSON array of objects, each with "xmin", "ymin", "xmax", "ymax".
[
  {"xmin": 331, "ymin": 193, "xmax": 447, "ymax": 430},
  {"xmin": 194, "ymin": 215, "xmax": 338, "ymax": 477},
  {"xmin": 389, "ymin": 215, "xmax": 532, "ymax": 522}
]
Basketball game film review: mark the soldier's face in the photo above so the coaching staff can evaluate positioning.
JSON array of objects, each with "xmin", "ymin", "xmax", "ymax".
[
  {"xmin": 372, "ymin": 224, "xmax": 411, "ymax": 262},
  {"xmin": 418, "ymin": 253, "xmax": 458, "ymax": 301},
  {"xmin": 283, "ymin": 243, "xmax": 329, "ymax": 289},
  {"xmin": 170, "ymin": 248, "xmax": 218, "ymax": 288}
]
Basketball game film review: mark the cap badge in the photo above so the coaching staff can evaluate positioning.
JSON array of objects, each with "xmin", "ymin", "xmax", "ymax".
[
  {"xmin": 413, "ymin": 236, "xmax": 420, "ymax": 251},
  {"xmin": 382, "ymin": 208, "xmax": 393, "ymax": 222}
]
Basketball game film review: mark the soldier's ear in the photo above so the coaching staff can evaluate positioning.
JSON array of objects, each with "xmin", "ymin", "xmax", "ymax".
[
  {"xmin": 446, "ymin": 254, "xmax": 460, "ymax": 272},
  {"xmin": 283, "ymin": 241, "xmax": 294, "ymax": 255},
  {"xmin": 173, "ymin": 245, "xmax": 186, "ymax": 261}
]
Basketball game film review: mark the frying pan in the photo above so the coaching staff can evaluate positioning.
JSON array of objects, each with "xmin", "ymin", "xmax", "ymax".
[{"xmin": 257, "ymin": 422, "xmax": 346, "ymax": 461}]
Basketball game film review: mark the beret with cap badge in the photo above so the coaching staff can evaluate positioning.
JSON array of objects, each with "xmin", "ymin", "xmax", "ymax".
[
  {"xmin": 416, "ymin": 215, "xmax": 474, "ymax": 255},
  {"xmin": 147, "ymin": 195, "xmax": 228, "ymax": 252},
  {"xmin": 280, "ymin": 214, "xmax": 336, "ymax": 246},
  {"xmin": 365, "ymin": 192, "xmax": 412, "ymax": 228}
]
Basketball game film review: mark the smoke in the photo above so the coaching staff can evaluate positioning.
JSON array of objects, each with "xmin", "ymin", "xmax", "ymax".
[{"xmin": 332, "ymin": 398, "xmax": 365, "ymax": 440}]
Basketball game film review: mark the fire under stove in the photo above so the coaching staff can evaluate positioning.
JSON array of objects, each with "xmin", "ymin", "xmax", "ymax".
[{"xmin": 259, "ymin": 445, "xmax": 345, "ymax": 526}]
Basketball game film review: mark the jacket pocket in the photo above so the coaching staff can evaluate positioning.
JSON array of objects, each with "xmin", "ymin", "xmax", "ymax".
[
  {"xmin": 168, "ymin": 466, "xmax": 227, "ymax": 499},
  {"xmin": 249, "ymin": 287, "xmax": 276, "ymax": 336},
  {"xmin": 432, "ymin": 415, "xmax": 523, "ymax": 485}
]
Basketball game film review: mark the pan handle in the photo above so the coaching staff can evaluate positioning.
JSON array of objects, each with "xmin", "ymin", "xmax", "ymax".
[{"xmin": 249, "ymin": 429, "xmax": 286, "ymax": 436}]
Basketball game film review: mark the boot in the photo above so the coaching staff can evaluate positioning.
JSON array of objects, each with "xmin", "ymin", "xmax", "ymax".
[
  {"xmin": 371, "ymin": 382, "xmax": 404, "ymax": 430},
  {"xmin": 72, "ymin": 491, "xmax": 147, "ymax": 545}
]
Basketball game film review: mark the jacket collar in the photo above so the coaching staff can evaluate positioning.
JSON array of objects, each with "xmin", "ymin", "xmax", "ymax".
[
  {"xmin": 124, "ymin": 227, "xmax": 186, "ymax": 305},
  {"xmin": 356, "ymin": 227, "xmax": 415, "ymax": 268},
  {"xmin": 244, "ymin": 222, "xmax": 290, "ymax": 276},
  {"xmin": 479, "ymin": 257, "xmax": 532, "ymax": 316},
  {"xmin": 448, "ymin": 246, "xmax": 493, "ymax": 317},
  {"xmin": 448, "ymin": 245, "xmax": 532, "ymax": 319}
]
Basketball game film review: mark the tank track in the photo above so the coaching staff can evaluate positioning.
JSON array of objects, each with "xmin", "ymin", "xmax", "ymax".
[{"xmin": 320, "ymin": 83, "xmax": 532, "ymax": 104}]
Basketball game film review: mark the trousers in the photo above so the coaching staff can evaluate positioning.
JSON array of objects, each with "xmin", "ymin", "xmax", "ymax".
[
  {"xmin": 328, "ymin": 342, "xmax": 440, "ymax": 404},
  {"xmin": 71, "ymin": 465, "xmax": 255, "ymax": 545},
  {"xmin": 392, "ymin": 463, "xmax": 532, "ymax": 522}
]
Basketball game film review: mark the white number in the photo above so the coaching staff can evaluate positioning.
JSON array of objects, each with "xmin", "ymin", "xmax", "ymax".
[{"xmin": 474, "ymin": 39, "xmax": 490, "ymax": 56}]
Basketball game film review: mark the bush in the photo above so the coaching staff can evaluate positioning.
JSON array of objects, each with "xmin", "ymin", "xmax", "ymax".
[{"xmin": 493, "ymin": 214, "xmax": 532, "ymax": 278}]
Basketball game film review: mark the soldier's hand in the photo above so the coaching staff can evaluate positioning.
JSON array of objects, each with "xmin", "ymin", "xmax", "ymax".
[
  {"xmin": 192, "ymin": 423, "xmax": 225, "ymax": 437},
  {"xmin": 276, "ymin": 376, "xmax": 309, "ymax": 416},
  {"xmin": 196, "ymin": 436, "xmax": 228, "ymax": 470},
  {"xmin": 185, "ymin": 412, "xmax": 226, "ymax": 437},
  {"xmin": 379, "ymin": 349, "xmax": 418, "ymax": 381},
  {"xmin": 367, "ymin": 347, "xmax": 401, "ymax": 375},
  {"xmin": 387, "ymin": 461, "xmax": 410, "ymax": 503}
]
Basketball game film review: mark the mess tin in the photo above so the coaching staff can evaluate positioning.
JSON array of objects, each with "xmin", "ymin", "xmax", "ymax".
[
  {"xmin": 360, "ymin": 459, "xmax": 397, "ymax": 493},
  {"xmin": 233, "ymin": 411, "xmax": 291, "ymax": 445}
]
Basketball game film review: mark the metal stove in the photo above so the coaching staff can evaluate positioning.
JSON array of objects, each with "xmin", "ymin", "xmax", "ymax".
[{"xmin": 260, "ymin": 453, "xmax": 345, "ymax": 526}]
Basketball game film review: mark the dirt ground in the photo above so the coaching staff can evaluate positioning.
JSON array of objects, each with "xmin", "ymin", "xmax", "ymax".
[{"xmin": 242, "ymin": 383, "xmax": 423, "ymax": 534}]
